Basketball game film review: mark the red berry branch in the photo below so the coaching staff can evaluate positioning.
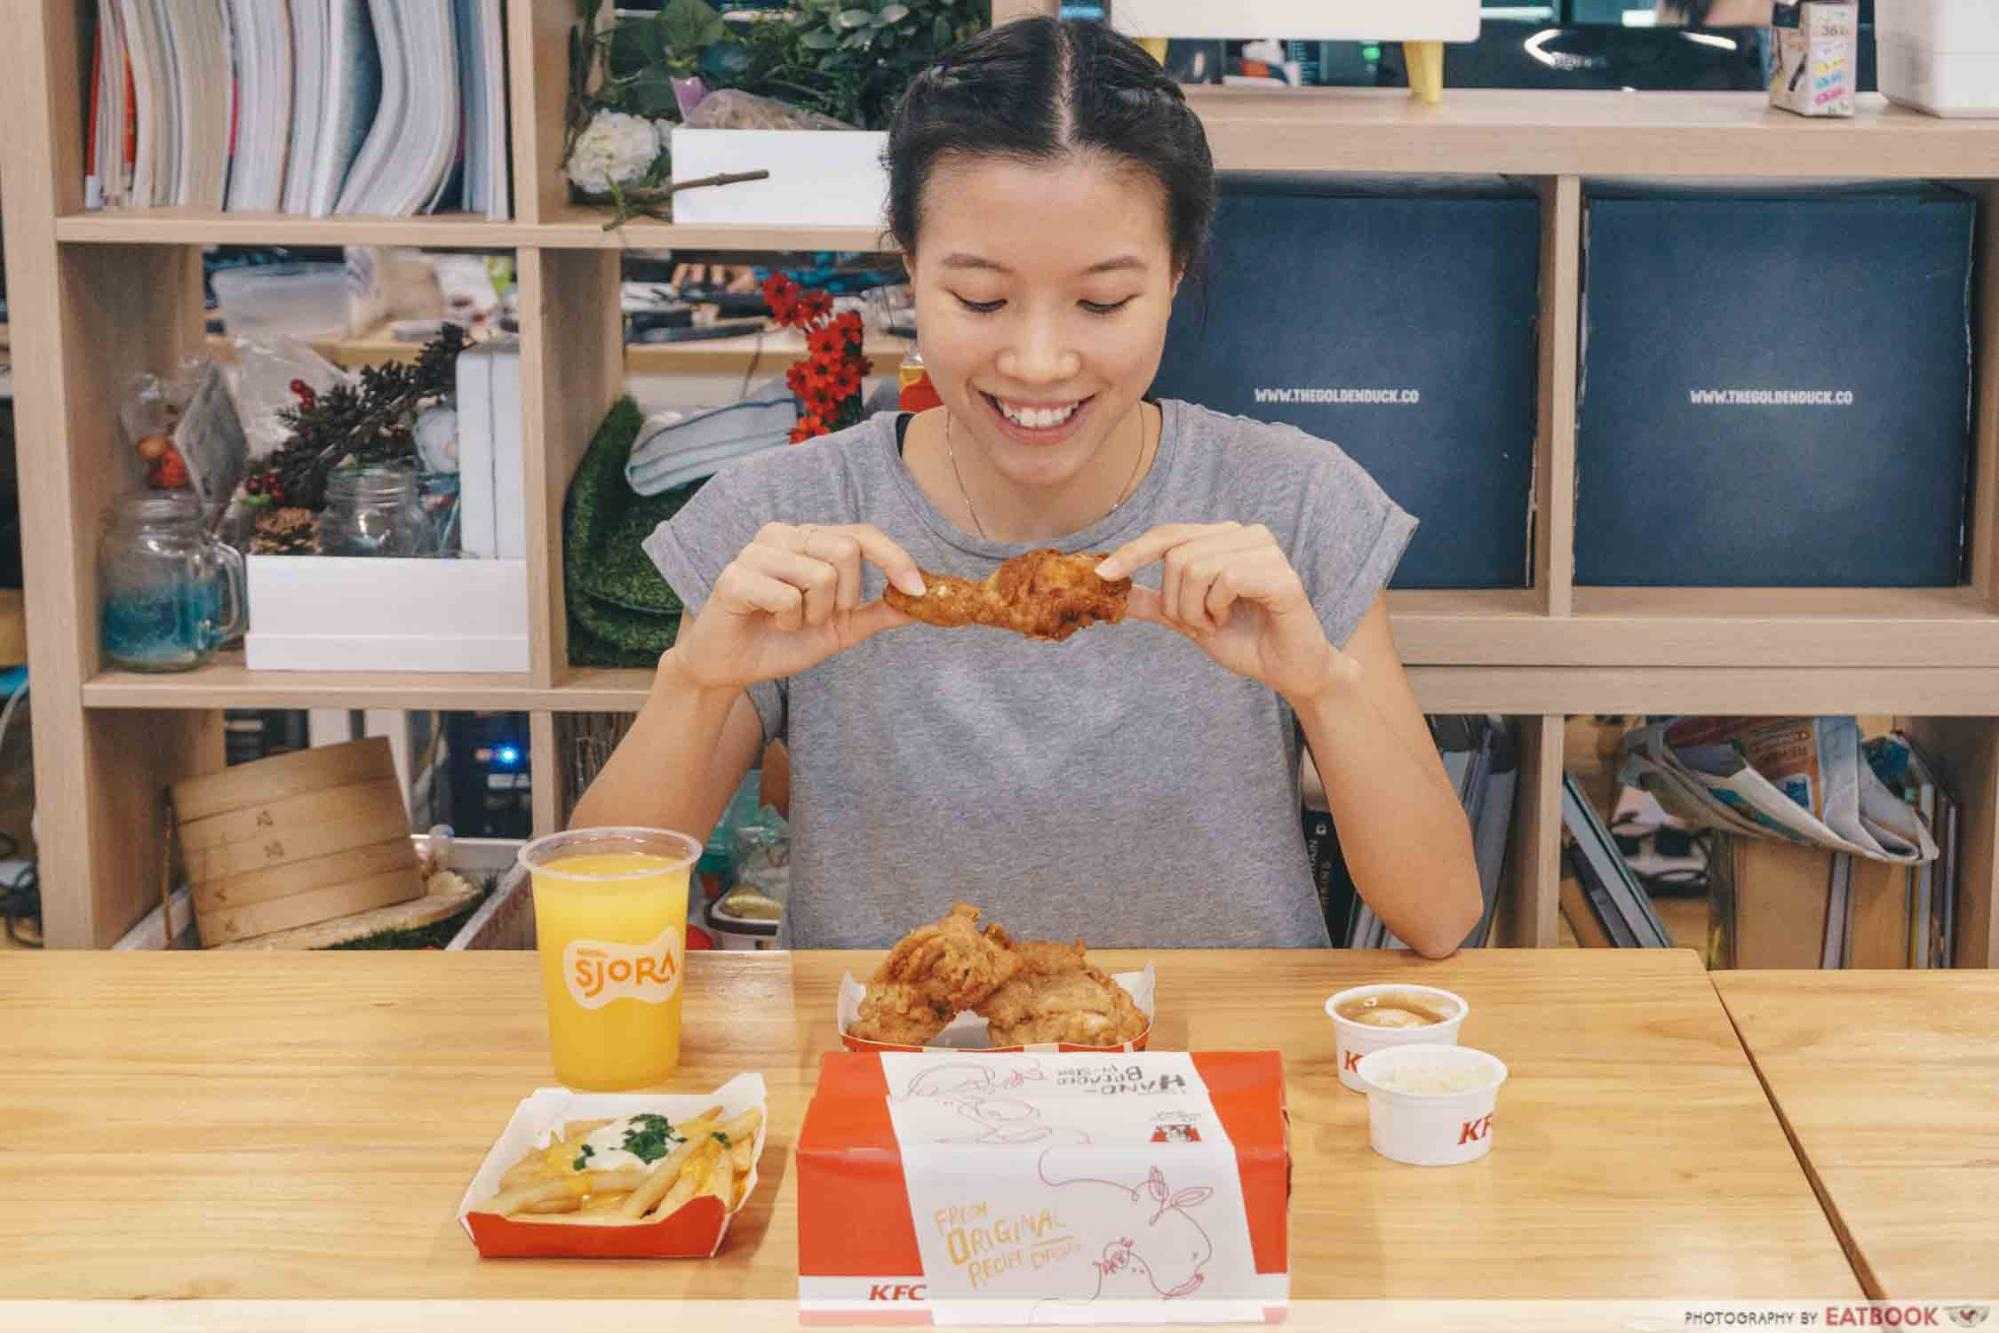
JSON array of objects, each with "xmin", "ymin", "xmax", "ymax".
[{"xmin": 764, "ymin": 274, "xmax": 870, "ymax": 444}]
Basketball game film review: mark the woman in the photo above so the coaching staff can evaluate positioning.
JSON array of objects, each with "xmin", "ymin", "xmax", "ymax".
[{"xmin": 573, "ymin": 18, "xmax": 1483, "ymax": 956}]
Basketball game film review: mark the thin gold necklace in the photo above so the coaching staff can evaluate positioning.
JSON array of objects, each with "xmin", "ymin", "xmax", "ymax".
[{"xmin": 944, "ymin": 406, "xmax": 1150, "ymax": 541}]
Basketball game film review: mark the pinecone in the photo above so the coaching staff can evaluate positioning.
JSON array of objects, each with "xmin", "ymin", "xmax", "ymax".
[{"xmin": 249, "ymin": 507, "xmax": 319, "ymax": 555}]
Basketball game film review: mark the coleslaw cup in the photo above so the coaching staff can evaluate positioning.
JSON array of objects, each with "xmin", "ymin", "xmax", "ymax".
[{"xmin": 1354, "ymin": 1044, "xmax": 1509, "ymax": 1167}]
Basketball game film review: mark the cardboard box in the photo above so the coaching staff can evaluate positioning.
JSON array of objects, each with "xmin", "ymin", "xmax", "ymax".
[
  {"xmin": 1771, "ymin": 1, "xmax": 1859, "ymax": 118},
  {"xmin": 669, "ymin": 129, "xmax": 888, "ymax": 228},
  {"xmin": 246, "ymin": 555, "xmax": 529, "ymax": 671},
  {"xmin": 1878, "ymin": 0, "xmax": 1999, "ymax": 118},
  {"xmin": 837, "ymin": 966, "xmax": 1157, "ymax": 1054},
  {"xmin": 798, "ymin": 1050, "xmax": 1289, "ymax": 1323},
  {"xmin": 1576, "ymin": 185, "xmax": 1975, "ymax": 587},
  {"xmin": 1152, "ymin": 176, "xmax": 1540, "ymax": 588},
  {"xmin": 459, "ymin": 1075, "xmax": 768, "ymax": 1259}
]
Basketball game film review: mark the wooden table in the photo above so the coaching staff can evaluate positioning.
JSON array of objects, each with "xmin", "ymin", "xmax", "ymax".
[
  {"xmin": 0, "ymin": 949, "xmax": 1858, "ymax": 1301},
  {"xmin": 1714, "ymin": 971, "xmax": 1999, "ymax": 1300}
]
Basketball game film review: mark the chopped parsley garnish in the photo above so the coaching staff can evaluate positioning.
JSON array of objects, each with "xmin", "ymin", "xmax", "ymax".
[
  {"xmin": 621, "ymin": 1113, "xmax": 682, "ymax": 1164},
  {"xmin": 572, "ymin": 1143, "xmax": 596, "ymax": 1171},
  {"xmin": 712, "ymin": 1131, "xmax": 732, "ymax": 1148}
]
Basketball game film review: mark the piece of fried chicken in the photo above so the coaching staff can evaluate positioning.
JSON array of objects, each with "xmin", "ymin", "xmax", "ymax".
[
  {"xmin": 883, "ymin": 548, "xmax": 1131, "ymax": 643},
  {"xmin": 849, "ymin": 981, "xmax": 957, "ymax": 1046},
  {"xmin": 875, "ymin": 902, "xmax": 1020, "ymax": 1010},
  {"xmin": 976, "ymin": 937, "xmax": 1148, "ymax": 1048},
  {"xmin": 850, "ymin": 903, "xmax": 1021, "ymax": 1045}
]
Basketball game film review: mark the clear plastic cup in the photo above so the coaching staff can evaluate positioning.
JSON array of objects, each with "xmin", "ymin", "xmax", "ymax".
[
  {"xmin": 518, "ymin": 827, "xmax": 701, "ymax": 1090},
  {"xmin": 1324, "ymin": 983, "xmax": 1468, "ymax": 1092},
  {"xmin": 1354, "ymin": 1044, "xmax": 1509, "ymax": 1167}
]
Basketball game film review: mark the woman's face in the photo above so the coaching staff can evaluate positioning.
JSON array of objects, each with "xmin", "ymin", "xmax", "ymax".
[{"xmin": 907, "ymin": 150, "xmax": 1180, "ymax": 492}]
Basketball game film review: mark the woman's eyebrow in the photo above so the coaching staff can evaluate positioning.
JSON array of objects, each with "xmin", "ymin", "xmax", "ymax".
[{"xmin": 936, "ymin": 254, "xmax": 1149, "ymax": 275}]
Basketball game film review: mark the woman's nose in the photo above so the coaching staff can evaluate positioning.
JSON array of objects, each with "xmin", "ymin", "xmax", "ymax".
[{"xmin": 996, "ymin": 316, "xmax": 1082, "ymax": 384}]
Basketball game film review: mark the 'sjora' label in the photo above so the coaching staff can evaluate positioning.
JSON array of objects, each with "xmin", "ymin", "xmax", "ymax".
[{"xmin": 565, "ymin": 925, "xmax": 682, "ymax": 1009}]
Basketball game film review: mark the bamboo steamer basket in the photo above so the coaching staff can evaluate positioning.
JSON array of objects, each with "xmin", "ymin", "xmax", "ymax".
[{"xmin": 171, "ymin": 738, "xmax": 423, "ymax": 946}]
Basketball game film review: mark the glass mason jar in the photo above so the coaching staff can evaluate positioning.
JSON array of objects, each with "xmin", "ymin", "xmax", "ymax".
[
  {"xmin": 318, "ymin": 462, "xmax": 428, "ymax": 557},
  {"xmin": 98, "ymin": 491, "xmax": 247, "ymax": 673}
]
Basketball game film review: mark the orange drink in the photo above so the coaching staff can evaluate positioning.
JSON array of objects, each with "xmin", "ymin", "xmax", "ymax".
[{"xmin": 519, "ymin": 827, "xmax": 701, "ymax": 1090}]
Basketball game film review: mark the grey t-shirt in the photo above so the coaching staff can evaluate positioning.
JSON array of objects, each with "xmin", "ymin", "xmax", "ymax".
[{"xmin": 644, "ymin": 399, "xmax": 1416, "ymax": 948}]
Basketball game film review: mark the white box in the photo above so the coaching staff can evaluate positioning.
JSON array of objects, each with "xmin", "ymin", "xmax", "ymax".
[
  {"xmin": 1107, "ymin": 0, "xmax": 1480, "ymax": 42},
  {"xmin": 454, "ymin": 344, "xmax": 498, "ymax": 559},
  {"xmin": 669, "ymin": 129, "xmax": 889, "ymax": 228},
  {"xmin": 246, "ymin": 555, "xmax": 529, "ymax": 672},
  {"xmin": 490, "ymin": 343, "xmax": 526, "ymax": 559},
  {"xmin": 1878, "ymin": 0, "xmax": 1999, "ymax": 117}
]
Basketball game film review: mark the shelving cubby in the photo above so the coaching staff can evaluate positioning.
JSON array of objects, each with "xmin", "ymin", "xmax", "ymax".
[{"xmin": 2, "ymin": 0, "xmax": 1993, "ymax": 957}]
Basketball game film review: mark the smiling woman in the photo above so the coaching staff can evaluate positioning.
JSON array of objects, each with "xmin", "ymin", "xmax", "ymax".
[{"xmin": 570, "ymin": 17, "xmax": 1484, "ymax": 956}]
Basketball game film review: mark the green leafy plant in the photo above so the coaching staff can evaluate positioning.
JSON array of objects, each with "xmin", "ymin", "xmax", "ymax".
[
  {"xmin": 573, "ymin": 0, "xmax": 986, "ymax": 140},
  {"xmin": 566, "ymin": 0, "xmax": 984, "ymax": 226},
  {"xmin": 729, "ymin": 0, "xmax": 986, "ymax": 129}
]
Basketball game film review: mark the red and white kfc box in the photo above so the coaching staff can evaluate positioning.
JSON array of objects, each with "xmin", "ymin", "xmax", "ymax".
[{"xmin": 798, "ymin": 1050, "xmax": 1289, "ymax": 1324}]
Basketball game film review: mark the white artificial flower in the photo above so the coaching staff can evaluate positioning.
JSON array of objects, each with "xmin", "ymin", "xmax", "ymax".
[{"xmin": 564, "ymin": 111, "xmax": 665, "ymax": 196}]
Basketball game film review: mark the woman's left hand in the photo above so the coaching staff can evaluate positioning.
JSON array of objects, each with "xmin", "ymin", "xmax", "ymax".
[{"xmin": 1095, "ymin": 523, "xmax": 1358, "ymax": 705}]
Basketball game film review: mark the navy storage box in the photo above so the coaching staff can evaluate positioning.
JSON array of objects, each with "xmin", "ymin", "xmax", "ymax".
[
  {"xmin": 1152, "ymin": 175, "xmax": 1541, "ymax": 589},
  {"xmin": 1576, "ymin": 185, "xmax": 1976, "ymax": 588}
]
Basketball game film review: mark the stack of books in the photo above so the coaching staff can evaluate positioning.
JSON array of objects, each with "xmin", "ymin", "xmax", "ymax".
[{"xmin": 86, "ymin": 0, "xmax": 510, "ymax": 218}]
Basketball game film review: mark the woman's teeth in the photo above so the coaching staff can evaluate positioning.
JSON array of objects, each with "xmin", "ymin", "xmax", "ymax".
[{"xmin": 997, "ymin": 399, "xmax": 1080, "ymax": 430}]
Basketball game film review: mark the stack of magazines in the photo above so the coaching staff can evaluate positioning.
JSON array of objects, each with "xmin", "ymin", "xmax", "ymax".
[
  {"xmin": 85, "ymin": 0, "xmax": 510, "ymax": 219},
  {"xmin": 1615, "ymin": 717, "xmax": 1956, "ymax": 969}
]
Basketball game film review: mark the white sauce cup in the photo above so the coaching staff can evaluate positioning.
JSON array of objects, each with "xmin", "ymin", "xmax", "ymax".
[{"xmin": 1355, "ymin": 1044, "xmax": 1509, "ymax": 1167}]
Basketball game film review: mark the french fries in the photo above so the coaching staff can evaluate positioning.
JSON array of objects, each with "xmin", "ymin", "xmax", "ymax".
[
  {"xmin": 619, "ymin": 1112, "xmax": 719, "ymax": 1219},
  {"xmin": 476, "ymin": 1106, "xmax": 765, "ymax": 1227}
]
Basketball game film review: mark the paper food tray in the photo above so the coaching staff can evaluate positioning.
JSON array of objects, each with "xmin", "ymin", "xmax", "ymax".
[
  {"xmin": 458, "ymin": 1072, "xmax": 767, "ymax": 1259},
  {"xmin": 838, "ymin": 965, "xmax": 1156, "ymax": 1053}
]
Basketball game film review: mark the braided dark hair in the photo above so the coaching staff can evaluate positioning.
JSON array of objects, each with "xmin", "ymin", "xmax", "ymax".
[{"xmin": 885, "ymin": 17, "xmax": 1216, "ymax": 276}]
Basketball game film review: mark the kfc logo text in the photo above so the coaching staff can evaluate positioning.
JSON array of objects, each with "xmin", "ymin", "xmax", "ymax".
[
  {"xmin": 1458, "ymin": 1114, "xmax": 1493, "ymax": 1145},
  {"xmin": 868, "ymin": 1283, "xmax": 926, "ymax": 1301}
]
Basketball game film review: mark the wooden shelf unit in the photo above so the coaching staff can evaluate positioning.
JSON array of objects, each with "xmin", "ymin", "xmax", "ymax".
[
  {"xmin": 4, "ymin": 0, "xmax": 1997, "ymax": 959},
  {"xmin": 1184, "ymin": 87, "xmax": 1999, "ymax": 180}
]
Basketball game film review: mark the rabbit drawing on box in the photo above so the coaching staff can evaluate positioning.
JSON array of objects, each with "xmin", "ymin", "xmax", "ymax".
[
  {"xmin": 900, "ymin": 1060, "xmax": 1083, "ymax": 1146},
  {"xmin": 1036, "ymin": 1155, "xmax": 1216, "ymax": 1303}
]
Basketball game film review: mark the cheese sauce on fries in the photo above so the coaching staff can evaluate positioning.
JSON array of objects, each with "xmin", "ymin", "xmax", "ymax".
[{"xmin": 477, "ymin": 1105, "xmax": 765, "ymax": 1225}]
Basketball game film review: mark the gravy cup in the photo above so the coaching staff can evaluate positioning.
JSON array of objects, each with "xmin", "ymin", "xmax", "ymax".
[{"xmin": 1325, "ymin": 983, "xmax": 1468, "ymax": 1092}]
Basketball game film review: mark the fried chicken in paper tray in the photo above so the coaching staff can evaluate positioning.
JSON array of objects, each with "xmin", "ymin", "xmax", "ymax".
[
  {"xmin": 884, "ymin": 549, "xmax": 1131, "ymax": 643},
  {"xmin": 844, "ymin": 904, "xmax": 1154, "ymax": 1051}
]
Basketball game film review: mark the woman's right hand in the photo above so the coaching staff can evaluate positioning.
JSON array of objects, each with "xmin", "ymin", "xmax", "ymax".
[{"xmin": 666, "ymin": 523, "xmax": 926, "ymax": 691}]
